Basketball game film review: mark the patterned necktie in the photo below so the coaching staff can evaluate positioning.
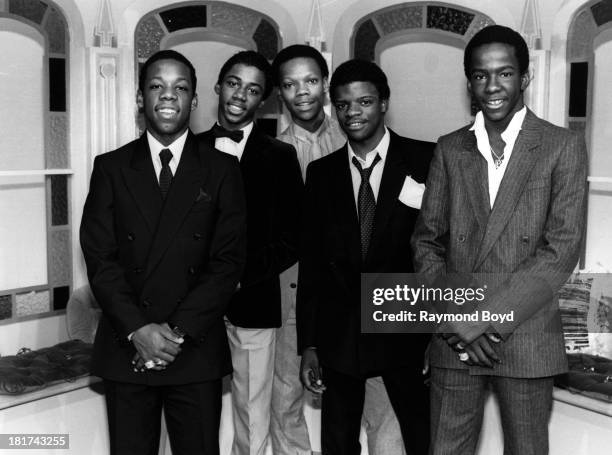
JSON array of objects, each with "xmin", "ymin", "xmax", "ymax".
[
  {"xmin": 212, "ymin": 124, "xmax": 244, "ymax": 143},
  {"xmin": 352, "ymin": 154, "xmax": 381, "ymax": 262},
  {"xmin": 159, "ymin": 148, "xmax": 173, "ymax": 199}
]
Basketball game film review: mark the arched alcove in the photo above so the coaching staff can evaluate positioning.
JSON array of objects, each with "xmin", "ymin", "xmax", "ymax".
[
  {"xmin": 0, "ymin": 0, "xmax": 72, "ymax": 322},
  {"xmin": 566, "ymin": 0, "xmax": 612, "ymax": 270},
  {"xmin": 134, "ymin": 1, "xmax": 282, "ymax": 133},
  {"xmin": 348, "ymin": 2, "xmax": 494, "ymax": 141}
]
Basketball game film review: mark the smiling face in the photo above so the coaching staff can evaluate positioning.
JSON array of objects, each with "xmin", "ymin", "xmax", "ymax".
[
  {"xmin": 333, "ymin": 81, "xmax": 387, "ymax": 157},
  {"xmin": 278, "ymin": 57, "xmax": 327, "ymax": 132},
  {"xmin": 137, "ymin": 58, "xmax": 197, "ymax": 146},
  {"xmin": 467, "ymin": 42, "xmax": 530, "ymax": 133},
  {"xmin": 215, "ymin": 63, "xmax": 266, "ymax": 131}
]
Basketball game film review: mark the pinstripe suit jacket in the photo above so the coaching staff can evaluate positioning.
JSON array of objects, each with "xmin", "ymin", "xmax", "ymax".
[{"xmin": 411, "ymin": 109, "xmax": 588, "ymax": 378}]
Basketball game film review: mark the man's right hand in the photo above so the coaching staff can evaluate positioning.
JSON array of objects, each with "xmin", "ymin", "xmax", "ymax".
[
  {"xmin": 131, "ymin": 323, "xmax": 183, "ymax": 366},
  {"xmin": 459, "ymin": 334, "xmax": 501, "ymax": 368},
  {"xmin": 300, "ymin": 347, "xmax": 326, "ymax": 394}
]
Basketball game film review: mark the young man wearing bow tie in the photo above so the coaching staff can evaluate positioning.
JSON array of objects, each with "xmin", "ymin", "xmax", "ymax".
[
  {"xmin": 297, "ymin": 59, "xmax": 434, "ymax": 454},
  {"xmin": 197, "ymin": 50, "xmax": 303, "ymax": 455},
  {"xmin": 81, "ymin": 50, "xmax": 246, "ymax": 454}
]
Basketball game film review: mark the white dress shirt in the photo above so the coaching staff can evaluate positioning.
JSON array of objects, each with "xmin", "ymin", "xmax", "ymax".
[
  {"xmin": 470, "ymin": 106, "xmax": 527, "ymax": 208},
  {"xmin": 348, "ymin": 126, "xmax": 390, "ymax": 210},
  {"xmin": 214, "ymin": 122, "xmax": 254, "ymax": 162},
  {"xmin": 147, "ymin": 129, "xmax": 188, "ymax": 182}
]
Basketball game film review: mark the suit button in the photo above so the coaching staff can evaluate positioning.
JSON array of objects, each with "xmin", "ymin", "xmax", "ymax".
[
  {"xmin": 290, "ymin": 283, "xmax": 297, "ymax": 289},
  {"xmin": 133, "ymin": 267, "xmax": 143, "ymax": 273},
  {"xmin": 188, "ymin": 266, "xmax": 196, "ymax": 275},
  {"xmin": 193, "ymin": 233, "xmax": 203, "ymax": 240},
  {"xmin": 458, "ymin": 235, "xmax": 466, "ymax": 243},
  {"xmin": 521, "ymin": 235, "xmax": 529, "ymax": 243},
  {"xmin": 142, "ymin": 299, "xmax": 151, "ymax": 308},
  {"xmin": 127, "ymin": 233, "xmax": 135, "ymax": 241}
]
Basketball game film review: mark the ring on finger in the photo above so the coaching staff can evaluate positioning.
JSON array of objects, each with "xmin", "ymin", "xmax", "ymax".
[
  {"xmin": 144, "ymin": 360, "xmax": 155, "ymax": 369},
  {"xmin": 154, "ymin": 359, "xmax": 164, "ymax": 366},
  {"xmin": 458, "ymin": 352, "xmax": 469, "ymax": 362}
]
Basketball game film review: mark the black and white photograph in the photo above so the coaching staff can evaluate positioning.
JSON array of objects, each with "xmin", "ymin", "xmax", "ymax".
[{"xmin": 1, "ymin": 0, "xmax": 611, "ymax": 454}]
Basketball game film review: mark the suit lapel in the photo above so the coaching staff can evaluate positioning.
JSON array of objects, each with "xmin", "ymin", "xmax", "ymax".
[
  {"xmin": 239, "ymin": 124, "xmax": 262, "ymax": 173},
  {"xmin": 145, "ymin": 132, "xmax": 208, "ymax": 278},
  {"xmin": 458, "ymin": 132, "xmax": 490, "ymax": 232},
  {"xmin": 473, "ymin": 111, "xmax": 541, "ymax": 270},
  {"xmin": 199, "ymin": 127, "xmax": 216, "ymax": 149},
  {"xmin": 332, "ymin": 145, "xmax": 361, "ymax": 269},
  {"xmin": 367, "ymin": 132, "xmax": 407, "ymax": 264},
  {"xmin": 122, "ymin": 135, "xmax": 163, "ymax": 233}
]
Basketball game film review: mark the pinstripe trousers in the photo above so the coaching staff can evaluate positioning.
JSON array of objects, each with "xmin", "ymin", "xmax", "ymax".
[{"xmin": 430, "ymin": 367, "xmax": 553, "ymax": 455}]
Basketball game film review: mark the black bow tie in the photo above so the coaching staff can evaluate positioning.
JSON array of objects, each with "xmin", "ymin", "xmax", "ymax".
[{"xmin": 212, "ymin": 124, "xmax": 244, "ymax": 143}]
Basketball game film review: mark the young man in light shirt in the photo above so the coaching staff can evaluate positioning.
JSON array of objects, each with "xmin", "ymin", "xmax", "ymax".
[{"xmin": 273, "ymin": 45, "xmax": 414, "ymax": 455}]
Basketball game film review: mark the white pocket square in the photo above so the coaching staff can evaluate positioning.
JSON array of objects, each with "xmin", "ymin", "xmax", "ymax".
[{"xmin": 398, "ymin": 176, "xmax": 425, "ymax": 209}]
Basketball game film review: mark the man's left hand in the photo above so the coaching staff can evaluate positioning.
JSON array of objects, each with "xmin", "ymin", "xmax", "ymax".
[{"xmin": 440, "ymin": 317, "xmax": 489, "ymax": 346}]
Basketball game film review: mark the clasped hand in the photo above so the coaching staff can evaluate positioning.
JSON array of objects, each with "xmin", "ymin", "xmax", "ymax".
[
  {"xmin": 440, "ymin": 319, "xmax": 501, "ymax": 368},
  {"xmin": 131, "ymin": 322, "xmax": 184, "ymax": 372}
]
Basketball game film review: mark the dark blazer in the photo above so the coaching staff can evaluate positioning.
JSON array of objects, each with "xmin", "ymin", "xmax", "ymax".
[
  {"xmin": 411, "ymin": 109, "xmax": 588, "ymax": 377},
  {"xmin": 80, "ymin": 131, "xmax": 246, "ymax": 385},
  {"xmin": 198, "ymin": 124, "xmax": 304, "ymax": 328},
  {"xmin": 297, "ymin": 129, "xmax": 434, "ymax": 377}
]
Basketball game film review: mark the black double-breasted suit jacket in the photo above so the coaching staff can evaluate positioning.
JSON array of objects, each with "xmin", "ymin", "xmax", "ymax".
[
  {"xmin": 297, "ymin": 129, "xmax": 434, "ymax": 377},
  {"xmin": 198, "ymin": 125, "xmax": 304, "ymax": 329},
  {"xmin": 80, "ymin": 131, "xmax": 246, "ymax": 384}
]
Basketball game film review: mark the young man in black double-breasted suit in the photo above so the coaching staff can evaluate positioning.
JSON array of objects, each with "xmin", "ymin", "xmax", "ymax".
[{"xmin": 80, "ymin": 50, "xmax": 246, "ymax": 454}]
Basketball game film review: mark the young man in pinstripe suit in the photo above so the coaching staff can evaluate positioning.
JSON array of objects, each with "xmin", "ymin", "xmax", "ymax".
[{"xmin": 412, "ymin": 25, "xmax": 588, "ymax": 454}]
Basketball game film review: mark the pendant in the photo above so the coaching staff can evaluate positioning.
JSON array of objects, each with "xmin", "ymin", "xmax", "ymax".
[{"xmin": 494, "ymin": 158, "xmax": 503, "ymax": 169}]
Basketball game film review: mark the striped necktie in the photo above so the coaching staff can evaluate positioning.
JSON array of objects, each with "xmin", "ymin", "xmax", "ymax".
[
  {"xmin": 352, "ymin": 154, "xmax": 381, "ymax": 262},
  {"xmin": 159, "ymin": 148, "xmax": 173, "ymax": 199}
]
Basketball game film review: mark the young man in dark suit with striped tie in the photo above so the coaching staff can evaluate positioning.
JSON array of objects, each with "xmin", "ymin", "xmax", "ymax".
[
  {"xmin": 297, "ymin": 59, "xmax": 434, "ymax": 454},
  {"xmin": 198, "ymin": 50, "xmax": 303, "ymax": 455}
]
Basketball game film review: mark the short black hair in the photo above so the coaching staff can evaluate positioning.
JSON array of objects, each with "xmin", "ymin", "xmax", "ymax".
[
  {"xmin": 464, "ymin": 25, "xmax": 530, "ymax": 78},
  {"xmin": 138, "ymin": 49, "xmax": 197, "ymax": 93},
  {"xmin": 271, "ymin": 45, "xmax": 329, "ymax": 86},
  {"xmin": 216, "ymin": 50, "xmax": 274, "ymax": 99},
  {"xmin": 330, "ymin": 59, "xmax": 390, "ymax": 102}
]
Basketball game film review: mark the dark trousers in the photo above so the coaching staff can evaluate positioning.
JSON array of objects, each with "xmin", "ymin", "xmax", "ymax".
[
  {"xmin": 321, "ymin": 365, "xmax": 430, "ymax": 455},
  {"xmin": 430, "ymin": 367, "xmax": 554, "ymax": 455},
  {"xmin": 104, "ymin": 379, "xmax": 222, "ymax": 455}
]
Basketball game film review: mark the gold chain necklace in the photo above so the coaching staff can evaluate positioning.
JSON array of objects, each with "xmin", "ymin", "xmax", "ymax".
[{"xmin": 490, "ymin": 146, "xmax": 504, "ymax": 169}]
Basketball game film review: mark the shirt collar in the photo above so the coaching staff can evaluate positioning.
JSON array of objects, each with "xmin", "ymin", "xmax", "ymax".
[
  {"xmin": 469, "ymin": 106, "xmax": 527, "ymax": 145},
  {"xmin": 286, "ymin": 116, "xmax": 332, "ymax": 143},
  {"xmin": 215, "ymin": 121, "xmax": 254, "ymax": 147},
  {"xmin": 147, "ymin": 129, "xmax": 189, "ymax": 163},
  {"xmin": 348, "ymin": 126, "xmax": 390, "ymax": 167}
]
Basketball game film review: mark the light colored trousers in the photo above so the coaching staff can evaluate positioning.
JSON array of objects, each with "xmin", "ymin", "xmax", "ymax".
[
  {"xmin": 226, "ymin": 321, "xmax": 275, "ymax": 455},
  {"xmin": 274, "ymin": 264, "xmax": 406, "ymax": 455},
  {"xmin": 225, "ymin": 264, "xmax": 406, "ymax": 455}
]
